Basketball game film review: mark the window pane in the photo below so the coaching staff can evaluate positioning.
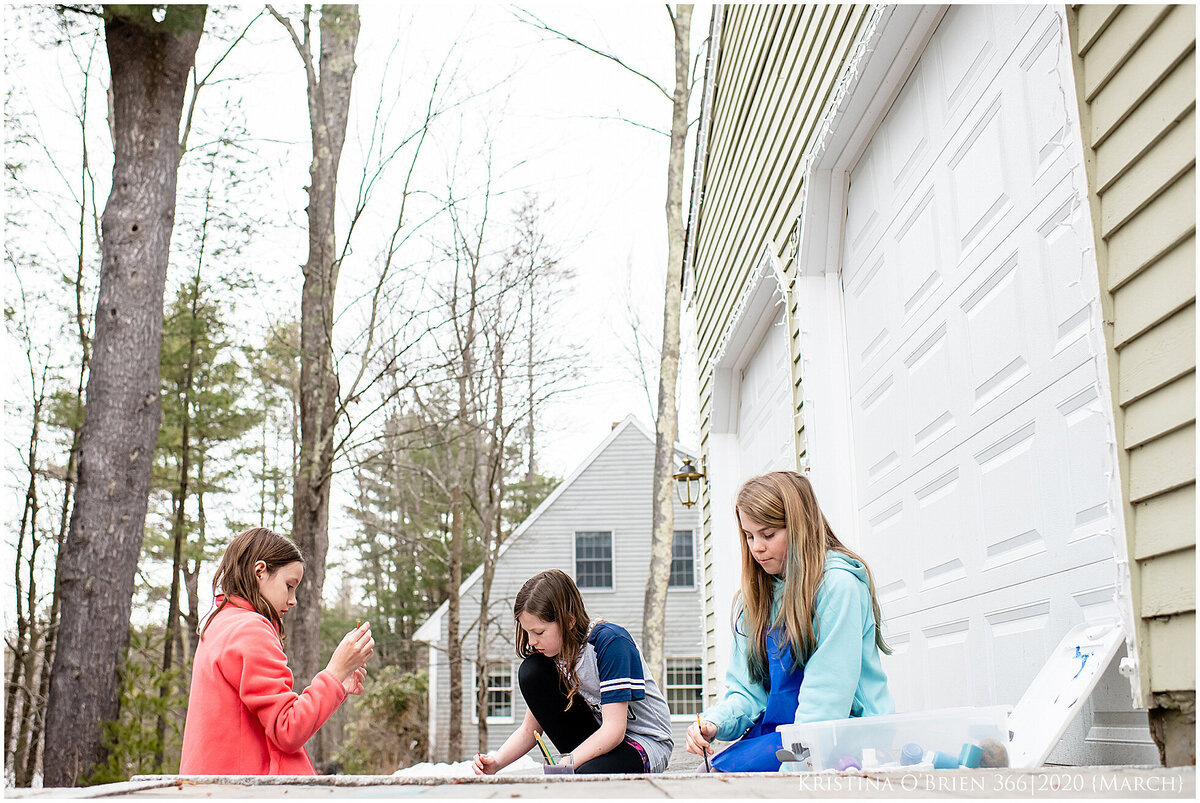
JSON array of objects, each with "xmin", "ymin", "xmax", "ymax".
[
  {"xmin": 665, "ymin": 658, "xmax": 703, "ymax": 715},
  {"xmin": 487, "ymin": 667, "xmax": 512, "ymax": 719},
  {"xmin": 575, "ymin": 531, "xmax": 613, "ymax": 588},
  {"xmin": 669, "ymin": 529, "xmax": 694, "ymax": 587}
]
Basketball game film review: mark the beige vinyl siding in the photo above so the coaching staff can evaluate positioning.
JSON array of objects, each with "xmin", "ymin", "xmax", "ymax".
[
  {"xmin": 1068, "ymin": 4, "xmax": 1196, "ymax": 703},
  {"xmin": 691, "ymin": 4, "xmax": 871, "ymax": 700},
  {"xmin": 424, "ymin": 423, "xmax": 703, "ymax": 761}
]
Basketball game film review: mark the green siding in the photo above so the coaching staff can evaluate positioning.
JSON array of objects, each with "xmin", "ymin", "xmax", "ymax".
[
  {"xmin": 1069, "ymin": 3, "xmax": 1196, "ymax": 703},
  {"xmin": 691, "ymin": 4, "xmax": 871, "ymax": 698}
]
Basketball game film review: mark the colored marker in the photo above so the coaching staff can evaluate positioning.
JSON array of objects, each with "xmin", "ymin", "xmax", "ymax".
[{"xmin": 534, "ymin": 731, "xmax": 555, "ymax": 764}]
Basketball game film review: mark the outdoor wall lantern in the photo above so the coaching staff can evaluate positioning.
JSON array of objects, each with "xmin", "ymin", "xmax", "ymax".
[{"xmin": 673, "ymin": 457, "xmax": 706, "ymax": 508}]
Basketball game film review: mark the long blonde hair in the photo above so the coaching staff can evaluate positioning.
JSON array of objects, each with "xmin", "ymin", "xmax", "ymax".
[{"xmin": 734, "ymin": 471, "xmax": 890, "ymax": 683}]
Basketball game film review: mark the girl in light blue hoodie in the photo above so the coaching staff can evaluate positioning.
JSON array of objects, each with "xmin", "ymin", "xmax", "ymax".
[{"xmin": 686, "ymin": 471, "xmax": 894, "ymax": 772}]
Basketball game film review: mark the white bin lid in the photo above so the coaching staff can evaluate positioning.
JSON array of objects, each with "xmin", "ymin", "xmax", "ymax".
[{"xmin": 1006, "ymin": 621, "xmax": 1126, "ymax": 769}]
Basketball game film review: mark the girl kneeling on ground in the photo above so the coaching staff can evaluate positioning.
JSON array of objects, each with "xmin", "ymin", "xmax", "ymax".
[
  {"xmin": 473, "ymin": 569, "xmax": 674, "ymax": 774},
  {"xmin": 686, "ymin": 471, "xmax": 894, "ymax": 772},
  {"xmin": 180, "ymin": 527, "xmax": 374, "ymax": 775}
]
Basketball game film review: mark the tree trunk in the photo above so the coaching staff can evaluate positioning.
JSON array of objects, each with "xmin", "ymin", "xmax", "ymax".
[
  {"xmin": 642, "ymin": 4, "xmax": 692, "ymax": 689},
  {"xmin": 6, "ymin": 506, "xmax": 29, "ymax": 766},
  {"xmin": 475, "ymin": 331, "xmax": 508, "ymax": 753},
  {"xmin": 446, "ymin": 479, "xmax": 465, "ymax": 759},
  {"xmin": 273, "ymin": 6, "xmax": 359, "ymax": 765},
  {"xmin": 447, "ymin": 226, "xmax": 482, "ymax": 760},
  {"xmin": 182, "ymin": 451, "xmax": 207, "ymax": 667},
  {"xmin": 155, "ymin": 273, "xmax": 196, "ymax": 769},
  {"xmin": 43, "ymin": 6, "xmax": 204, "ymax": 786}
]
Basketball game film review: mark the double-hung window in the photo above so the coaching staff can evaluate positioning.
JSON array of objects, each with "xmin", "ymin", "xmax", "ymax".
[
  {"xmin": 668, "ymin": 529, "xmax": 695, "ymax": 588},
  {"xmin": 471, "ymin": 662, "xmax": 514, "ymax": 724},
  {"xmin": 486, "ymin": 664, "xmax": 513, "ymax": 722},
  {"xmin": 665, "ymin": 658, "xmax": 703, "ymax": 717},
  {"xmin": 575, "ymin": 531, "xmax": 613, "ymax": 589}
]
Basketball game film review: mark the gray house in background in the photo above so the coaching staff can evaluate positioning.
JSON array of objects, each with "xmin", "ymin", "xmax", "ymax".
[{"xmin": 413, "ymin": 415, "xmax": 704, "ymax": 762}]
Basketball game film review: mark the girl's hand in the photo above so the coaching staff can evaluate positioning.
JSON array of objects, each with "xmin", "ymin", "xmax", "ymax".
[
  {"xmin": 686, "ymin": 719, "xmax": 717, "ymax": 756},
  {"xmin": 472, "ymin": 752, "xmax": 499, "ymax": 775},
  {"xmin": 327, "ymin": 622, "xmax": 374, "ymax": 682},
  {"xmin": 343, "ymin": 666, "xmax": 366, "ymax": 696}
]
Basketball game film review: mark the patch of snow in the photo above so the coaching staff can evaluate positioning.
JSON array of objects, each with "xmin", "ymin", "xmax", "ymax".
[{"xmin": 393, "ymin": 755, "xmax": 542, "ymax": 777}]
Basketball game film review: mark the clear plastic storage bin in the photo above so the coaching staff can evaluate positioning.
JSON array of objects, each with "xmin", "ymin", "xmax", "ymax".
[{"xmin": 776, "ymin": 706, "xmax": 1010, "ymax": 772}]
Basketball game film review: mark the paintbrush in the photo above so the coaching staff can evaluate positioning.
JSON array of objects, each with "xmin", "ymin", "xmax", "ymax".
[{"xmin": 697, "ymin": 714, "xmax": 711, "ymax": 772}]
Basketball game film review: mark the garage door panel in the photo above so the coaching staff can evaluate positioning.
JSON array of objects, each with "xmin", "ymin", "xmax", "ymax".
[
  {"xmin": 984, "ymin": 599, "xmax": 1055, "ymax": 705},
  {"xmin": 844, "ymin": 253, "xmax": 896, "ymax": 383},
  {"xmin": 975, "ymin": 420, "xmax": 1048, "ymax": 569},
  {"xmin": 950, "ymin": 100, "xmax": 1018, "ymax": 254},
  {"xmin": 895, "ymin": 191, "xmax": 945, "ymax": 321},
  {"xmin": 1038, "ymin": 199, "xmax": 1096, "ymax": 356},
  {"xmin": 1019, "ymin": 16, "xmax": 1073, "ymax": 177},
  {"xmin": 914, "ymin": 467, "xmax": 969, "ymax": 591},
  {"xmin": 858, "ymin": 372, "xmax": 903, "ymax": 486},
  {"xmin": 962, "ymin": 253, "xmax": 1034, "ymax": 412},
  {"xmin": 883, "ymin": 70, "xmax": 931, "ymax": 193},
  {"xmin": 845, "ymin": 153, "xmax": 883, "ymax": 274},
  {"xmin": 1058, "ymin": 387, "xmax": 1115, "ymax": 544},
  {"xmin": 906, "ymin": 323, "xmax": 957, "ymax": 455},
  {"xmin": 938, "ymin": 5, "xmax": 999, "ymax": 115}
]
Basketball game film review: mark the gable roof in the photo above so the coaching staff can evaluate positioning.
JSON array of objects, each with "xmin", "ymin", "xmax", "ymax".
[{"xmin": 413, "ymin": 414, "xmax": 696, "ymax": 643}]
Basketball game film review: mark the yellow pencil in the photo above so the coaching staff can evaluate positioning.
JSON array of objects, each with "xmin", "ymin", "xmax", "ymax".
[{"xmin": 534, "ymin": 731, "xmax": 555, "ymax": 765}]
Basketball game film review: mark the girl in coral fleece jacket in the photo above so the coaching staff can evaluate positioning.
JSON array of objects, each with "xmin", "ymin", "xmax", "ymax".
[{"xmin": 180, "ymin": 527, "xmax": 374, "ymax": 775}]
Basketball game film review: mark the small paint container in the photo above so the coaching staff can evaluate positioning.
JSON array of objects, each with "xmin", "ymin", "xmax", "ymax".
[
  {"xmin": 958, "ymin": 743, "xmax": 982, "ymax": 769},
  {"xmin": 836, "ymin": 755, "xmax": 861, "ymax": 771},
  {"xmin": 932, "ymin": 751, "xmax": 958, "ymax": 769},
  {"xmin": 900, "ymin": 743, "xmax": 923, "ymax": 765}
]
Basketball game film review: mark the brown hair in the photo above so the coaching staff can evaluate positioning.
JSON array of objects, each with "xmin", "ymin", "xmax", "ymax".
[
  {"xmin": 201, "ymin": 527, "xmax": 303, "ymax": 643},
  {"xmin": 734, "ymin": 471, "xmax": 890, "ymax": 684},
  {"xmin": 513, "ymin": 569, "xmax": 592, "ymax": 709}
]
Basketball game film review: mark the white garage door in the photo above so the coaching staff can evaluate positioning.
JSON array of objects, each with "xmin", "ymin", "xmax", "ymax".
[
  {"xmin": 737, "ymin": 306, "xmax": 795, "ymax": 480},
  {"xmin": 840, "ymin": 6, "xmax": 1152, "ymax": 763}
]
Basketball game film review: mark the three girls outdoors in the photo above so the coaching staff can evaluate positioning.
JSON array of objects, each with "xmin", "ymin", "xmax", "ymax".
[{"xmin": 180, "ymin": 469, "xmax": 892, "ymax": 775}]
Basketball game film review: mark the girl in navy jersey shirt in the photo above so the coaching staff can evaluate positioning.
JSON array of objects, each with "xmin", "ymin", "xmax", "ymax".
[{"xmin": 473, "ymin": 569, "xmax": 674, "ymax": 774}]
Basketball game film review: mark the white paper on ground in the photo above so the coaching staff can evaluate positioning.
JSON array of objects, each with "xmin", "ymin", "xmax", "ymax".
[{"xmin": 392, "ymin": 754, "xmax": 543, "ymax": 777}]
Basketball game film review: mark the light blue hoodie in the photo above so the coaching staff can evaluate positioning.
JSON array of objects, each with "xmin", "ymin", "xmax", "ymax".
[{"xmin": 701, "ymin": 550, "xmax": 894, "ymax": 741}]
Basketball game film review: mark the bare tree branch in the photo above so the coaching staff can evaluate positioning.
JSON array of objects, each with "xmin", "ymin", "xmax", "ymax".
[{"xmin": 511, "ymin": 6, "xmax": 672, "ymax": 101}]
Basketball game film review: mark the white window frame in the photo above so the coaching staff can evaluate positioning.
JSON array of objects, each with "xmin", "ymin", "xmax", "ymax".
[
  {"xmin": 572, "ymin": 529, "xmax": 616, "ymax": 592},
  {"xmin": 667, "ymin": 529, "xmax": 697, "ymax": 591},
  {"xmin": 664, "ymin": 657, "xmax": 705, "ymax": 721},
  {"xmin": 468, "ymin": 660, "xmax": 516, "ymax": 726}
]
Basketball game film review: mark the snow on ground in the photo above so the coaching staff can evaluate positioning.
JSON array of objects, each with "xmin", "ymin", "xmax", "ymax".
[{"xmin": 393, "ymin": 755, "xmax": 543, "ymax": 777}]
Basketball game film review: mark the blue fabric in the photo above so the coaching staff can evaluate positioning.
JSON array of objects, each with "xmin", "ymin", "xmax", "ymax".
[
  {"xmin": 700, "ymin": 551, "xmax": 895, "ymax": 741},
  {"xmin": 589, "ymin": 623, "xmax": 647, "ymax": 704},
  {"xmin": 711, "ymin": 626, "xmax": 803, "ymax": 773}
]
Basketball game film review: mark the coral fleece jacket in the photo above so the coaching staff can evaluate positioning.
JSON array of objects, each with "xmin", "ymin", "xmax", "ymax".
[{"xmin": 179, "ymin": 596, "xmax": 346, "ymax": 774}]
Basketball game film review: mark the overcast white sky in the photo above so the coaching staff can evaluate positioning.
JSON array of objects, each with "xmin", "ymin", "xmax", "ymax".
[{"xmin": 3, "ymin": 3, "xmax": 711, "ymax": 615}]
